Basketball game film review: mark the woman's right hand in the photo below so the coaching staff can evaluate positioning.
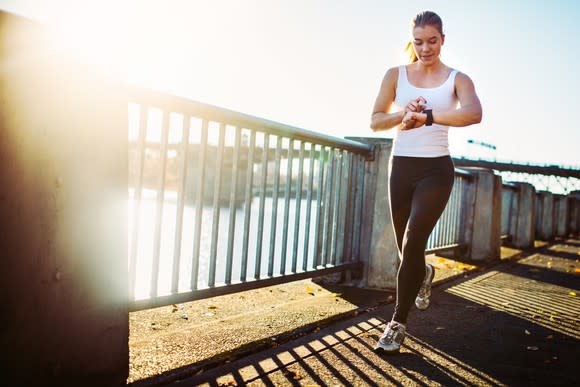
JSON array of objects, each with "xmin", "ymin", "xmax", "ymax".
[
  {"xmin": 404, "ymin": 96, "xmax": 427, "ymax": 114},
  {"xmin": 402, "ymin": 96, "xmax": 427, "ymax": 129},
  {"xmin": 402, "ymin": 111, "xmax": 427, "ymax": 130}
]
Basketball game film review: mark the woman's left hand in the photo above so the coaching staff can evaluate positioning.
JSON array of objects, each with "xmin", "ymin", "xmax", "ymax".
[{"xmin": 402, "ymin": 111, "xmax": 427, "ymax": 130}]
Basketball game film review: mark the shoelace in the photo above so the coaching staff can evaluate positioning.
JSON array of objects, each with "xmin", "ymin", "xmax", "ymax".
[
  {"xmin": 382, "ymin": 324, "xmax": 400, "ymax": 343},
  {"xmin": 417, "ymin": 268, "xmax": 432, "ymax": 298},
  {"xmin": 417, "ymin": 283, "xmax": 430, "ymax": 298}
]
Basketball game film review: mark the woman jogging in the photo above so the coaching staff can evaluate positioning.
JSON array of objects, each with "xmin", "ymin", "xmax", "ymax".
[{"xmin": 370, "ymin": 10, "xmax": 482, "ymax": 354}]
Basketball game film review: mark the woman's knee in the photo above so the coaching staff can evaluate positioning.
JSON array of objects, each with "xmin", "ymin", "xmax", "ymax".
[{"xmin": 402, "ymin": 228, "xmax": 429, "ymax": 255}]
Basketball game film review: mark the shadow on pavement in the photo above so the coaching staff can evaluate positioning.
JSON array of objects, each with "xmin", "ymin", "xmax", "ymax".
[
  {"xmin": 552, "ymin": 239, "xmax": 580, "ymax": 248},
  {"xmin": 501, "ymin": 258, "xmax": 579, "ymax": 291},
  {"xmin": 166, "ymin": 254, "xmax": 579, "ymax": 386},
  {"xmin": 538, "ymin": 248, "xmax": 580, "ymax": 262},
  {"xmin": 130, "ymin": 242, "xmax": 579, "ymax": 386}
]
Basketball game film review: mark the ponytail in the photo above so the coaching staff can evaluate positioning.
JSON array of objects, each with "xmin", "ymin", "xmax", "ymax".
[{"xmin": 404, "ymin": 40, "xmax": 418, "ymax": 63}]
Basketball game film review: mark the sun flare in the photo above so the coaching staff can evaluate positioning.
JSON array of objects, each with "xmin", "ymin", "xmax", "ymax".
[{"xmin": 43, "ymin": 2, "xmax": 128, "ymax": 80}]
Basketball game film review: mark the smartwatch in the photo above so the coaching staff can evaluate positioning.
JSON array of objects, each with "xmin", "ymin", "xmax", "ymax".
[{"xmin": 424, "ymin": 109, "xmax": 433, "ymax": 126}]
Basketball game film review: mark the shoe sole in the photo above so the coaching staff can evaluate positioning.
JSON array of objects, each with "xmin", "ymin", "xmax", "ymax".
[{"xmin": 374, "ymin": 346, "xmax": 401, "ymax": 355}]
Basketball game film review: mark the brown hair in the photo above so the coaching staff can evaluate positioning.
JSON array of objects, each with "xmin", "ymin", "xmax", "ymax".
[{"xmin": 405, "ymin": 11, "xmax": 444, "ymax": 63}]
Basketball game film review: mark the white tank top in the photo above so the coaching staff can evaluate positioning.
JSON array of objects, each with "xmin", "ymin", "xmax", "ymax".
[{"xmin": 391, "ymin": 65, "xmax": 459, "ymax": 157}]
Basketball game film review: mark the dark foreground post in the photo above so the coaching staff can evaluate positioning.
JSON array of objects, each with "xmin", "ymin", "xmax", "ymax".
[{"xmin": 0, "ymin": 11, "xmax": 128, "ymax": 386}]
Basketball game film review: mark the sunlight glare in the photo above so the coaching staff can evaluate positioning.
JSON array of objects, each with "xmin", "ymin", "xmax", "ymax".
[{"xmin": 47, "ymin": 2, "xmax": 127, "ymax": 80}]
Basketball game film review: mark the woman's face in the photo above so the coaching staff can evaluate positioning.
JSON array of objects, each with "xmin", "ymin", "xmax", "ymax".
[{"xmin": 412, "ymin": 25, "xmax": 444, "ymax": 65}]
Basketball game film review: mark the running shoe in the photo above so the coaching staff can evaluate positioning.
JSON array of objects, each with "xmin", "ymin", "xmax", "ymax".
[
  {"xmin": 415, "ymin": 263, "xmax": 435, "ymax": 311},
  {"xmin": 374, "ymin": 320, "xmax": 406, "ymax": 355}
]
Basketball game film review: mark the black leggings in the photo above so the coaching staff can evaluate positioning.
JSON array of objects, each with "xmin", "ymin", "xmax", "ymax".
[{"xmin": 388, "ymin": 155, "xmax": 455, "ymax": 324}]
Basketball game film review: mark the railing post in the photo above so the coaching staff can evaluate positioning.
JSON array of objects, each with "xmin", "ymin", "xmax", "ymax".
[
  {"xmin": 535, "ymin": 191, "xmax": 555, "ymax": 241},
  {"xmin": 0, "ymin": 12, "xmax": 128, "ymax": 386},
  {"xmin": 346, "ymin": 138, "xmax": 398, "ymax": 289},
  {"xmin": 511, "ymin": 182, "xmax": 536, "ymax": 248},
  {"xmin": 461, "ymin": 168, "xmax": 502, "ymax": 261}
]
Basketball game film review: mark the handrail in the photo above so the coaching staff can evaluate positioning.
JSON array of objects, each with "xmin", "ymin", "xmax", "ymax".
[
  {"xmin": 128, "ymin": 86, "xmax": 373, "ymax": 156},
  {"xmin": 128, "ymin": 87, "xmax": 369, "ymax": 308},
  {"xmin": 502, "ymin": 182, "xmax": 519, "ymax": 189},
  {"xmin": 453, "ymin": 167, "xmax": 476, "ymax": 180}
]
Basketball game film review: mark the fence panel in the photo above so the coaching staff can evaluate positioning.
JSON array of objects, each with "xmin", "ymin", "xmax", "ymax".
[
  {"xmin": 128, "ymin": 88, "xmax": 372, "ymax": 311},
  {"xmin": 426, "ymin": 169, "xmax": 476, "ymax": 254}
]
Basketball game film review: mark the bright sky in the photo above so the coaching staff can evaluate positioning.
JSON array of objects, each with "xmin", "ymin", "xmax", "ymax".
[{"xmin": 2, "ymin": 0, "xmax": 579, "ymax": 167}]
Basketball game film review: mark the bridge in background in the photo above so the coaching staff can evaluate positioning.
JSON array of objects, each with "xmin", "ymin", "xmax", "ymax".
[{"xmin": 453, "ymin": 158, "xmax": 580, "ymax": 194}]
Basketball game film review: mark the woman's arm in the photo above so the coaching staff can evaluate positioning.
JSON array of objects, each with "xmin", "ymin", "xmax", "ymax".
[
  {"xmin": 435, "ymin": 72, "xmax": 482, "ymax": 126},
  {"xmin": 403, "ymin": 72, "xmax": 482, "ymax": 128},
  {"xmin": 370, "ymin": 67, "xmax": 405, "ymax": 132}
]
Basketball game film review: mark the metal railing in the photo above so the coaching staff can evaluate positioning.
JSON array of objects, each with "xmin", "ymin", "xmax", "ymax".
[
  {"xmin": 129, "ymin": 88, "xmax": 555, "ymax": 311},
  {"xmin": 426, "ymin": 168, "xmax": 475, "ymax": 253},
  {"xmin": 128, "ymin": 87, "xmax": 373, "ymax": 311}
]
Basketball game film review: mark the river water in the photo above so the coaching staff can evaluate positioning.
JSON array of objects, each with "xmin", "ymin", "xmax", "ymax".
[{"xmin": 129, "ymin": 189, "xmax": 323, "ymax": 300}]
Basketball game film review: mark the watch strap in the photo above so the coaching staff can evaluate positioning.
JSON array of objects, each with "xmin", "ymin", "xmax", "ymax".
[{"xmin": 425, "ymin": 109, "xmax": 433, "ymax": 126}]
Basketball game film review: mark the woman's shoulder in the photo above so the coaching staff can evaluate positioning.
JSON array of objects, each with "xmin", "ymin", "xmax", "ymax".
[
  {"xmin": 453, "ymin": 70, "xmax": 476, "ymax": 86},
  {"xmin": 452, "ymin": 70, "xmax": 477, "ymax": 94},
  {"xmin": 384, "ymin": 66, "xmax": 401, "ymax": 78},
  {"xmin": 380, "ymin": 66, "xmax": 401, "ymax": 90},
  {"xmin": 444, "ymin": 64, "xmax": 470, "ymax": 79}
]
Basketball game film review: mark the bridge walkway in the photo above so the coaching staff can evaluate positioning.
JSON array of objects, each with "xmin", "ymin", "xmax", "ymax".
[{"xmin": 129, "ymin": 239, "xmax": 579, "ymax": 386}]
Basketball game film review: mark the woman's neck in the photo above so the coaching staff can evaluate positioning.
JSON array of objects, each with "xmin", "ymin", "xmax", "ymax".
[{"xmin": 414, "ymin": 59, "xmax": 446, "ymax": 74}]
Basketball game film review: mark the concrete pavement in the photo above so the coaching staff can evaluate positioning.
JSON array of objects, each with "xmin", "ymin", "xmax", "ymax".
[{"xmin": 129, "ymin": 240, "xmax": 579, "ymax": 386}]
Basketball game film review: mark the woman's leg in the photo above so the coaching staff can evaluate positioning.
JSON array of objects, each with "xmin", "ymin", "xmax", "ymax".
[
  {"xmin": 388, "ymin": 157, "xmax": 414, "ymax": 257},
  {"xmin": 392, "ymin": 157, "xmax": 454, "ymax": 324}
]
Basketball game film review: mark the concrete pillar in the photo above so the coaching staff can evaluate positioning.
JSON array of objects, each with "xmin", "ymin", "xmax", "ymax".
[
  {"xmin": 0, "ymin": 12, "xmax": 128, "ymax": 386},
  {"xmin": 347, "ymin": 138, "xmax": 398, "ymax": 290},
  {"xmin": 461, "ymin": 168, "xmax": 502, "ymax": 261},
  {"xmin": 500, "ymin": 185, "xmax": 518, "ymax": 239},
  {"xmin": 511, "ymin": 182, "xmax": 536, "ymax": 248},
  {"xmin": 568, "ymin": 198, "xmax": 573, "ymax": 237},
  {"xmin": 568, "ymin": 191, "xmax": 580, "ymax": 237},
  {"xmin": 454, "ymin": 170, "xmax": 477, "ymax": 257},
  {"xmin": 576, "ymin": 199, "xmax": 580, "ymax": 237},
  {"xmin": 535, "ymin": 191, "xmax": 555, "ymax": 241},
  {"xmin": 553, "ymin": 194, "xmax": 568, "ymax": 237}
]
